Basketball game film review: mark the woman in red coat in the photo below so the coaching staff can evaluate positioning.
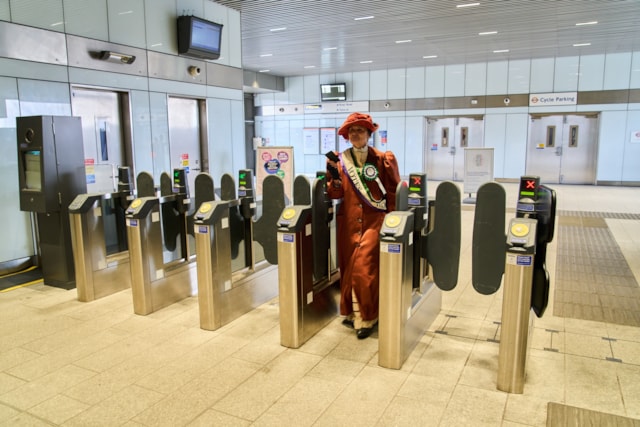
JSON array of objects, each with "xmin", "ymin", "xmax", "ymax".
[{"xmin": 326, "ymin": 112, "xmax": 401, "ymax": 339}]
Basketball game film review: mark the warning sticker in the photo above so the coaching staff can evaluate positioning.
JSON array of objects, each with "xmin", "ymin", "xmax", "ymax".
[{"xmin": 507, "ymin": 253, "xmax": 533, "ymax": 266}]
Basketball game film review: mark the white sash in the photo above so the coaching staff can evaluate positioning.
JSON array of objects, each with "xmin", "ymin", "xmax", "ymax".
[{"xmin": 341, "ymin": 150, "xmax": 387, "ymax": 211}]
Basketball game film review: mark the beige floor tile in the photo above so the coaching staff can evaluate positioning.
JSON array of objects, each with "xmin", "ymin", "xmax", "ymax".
[
  {"xmin": 377, "ymin": 394, "xmax": 446, "ymax": 427},
  {"xmin": 213, "ymin": 350, "xmax": 322, "ymax": 421},
  {"xmin": 438, "ymin": 384, "xmax": 507, "ymax": 427},
  {"xmin": 0, "ymin": 402, "xmax": 21, "ymax": 424},
  {"xmin": 253, "ymin": 376, "xmax": 346, "ymax": 426},
  {"xmin": 187, "ymin": 409, "xmax": 251, "ymax": 426},
  {"xmin": 27, "ymin": 394, "xmax": 89, "ymax": 425},
  {"xmin": 521, "ymin": 351, "xmax": 565, "ymax": 402},
  {"xmin": 313, "ymin": 365, "xmax": 408, "ymax": 427},
  {"xmin": 306, "ymin": 355, "xmax": 365, "ymax": 384},
  {"xmin": 564, "ymin": 332, "xmax": 613, "ymax": 359},
  {"xmin": 64, "ymin": 384, "xmax": 165, "ymax": 426},
  {"xmin": 503, "ymin": 394, "xmax": 549, "ymax": 427},
  {"xmin": 135, "ymin": 357, "xmax": 261, "ymax": 426},
  {"xmin": 458, "ymin": 340, "xmax": 500, "ymax": 391},
  {"xmin": 564, "ymin": 355, "xmax": 625, "ymax": 415},
  {"xmin": 411, "ymin": 334, "xmax": 475, "ymax": 392}
]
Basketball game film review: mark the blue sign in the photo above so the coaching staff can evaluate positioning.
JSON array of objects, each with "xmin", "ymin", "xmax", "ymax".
[
  {"xmin": 283, "ymin": 234, "xmax": 294, "ymax": 243},
  {"xmin": 388, "ymin": 244, "xmax": 401, "ymax": 254},
  {"xmin": 198, "ymin": 226, "xmax": 208, "ymax": 234},
  {"xmin": 516, "ymin": 255, "xmax": 533, "ymax": 266}
]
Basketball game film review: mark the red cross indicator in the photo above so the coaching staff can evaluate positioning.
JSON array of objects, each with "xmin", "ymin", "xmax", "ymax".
[
  {"xmin": 525, "ymin": 180, "xmax": 536, "ymax": 189},
  {"xmin": 412, "ymin": 176, "xmax": 422, "ymax": 186}
]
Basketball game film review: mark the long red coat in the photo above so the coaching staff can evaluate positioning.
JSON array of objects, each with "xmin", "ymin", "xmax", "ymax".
[{"xmin": 326, "ymin": 147, "xmax": 401, "ymax": 321}]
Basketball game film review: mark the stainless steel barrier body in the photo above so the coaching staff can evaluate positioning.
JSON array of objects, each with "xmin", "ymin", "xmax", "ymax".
[
  {"xmin": 497, "ymin": 219, "xmax": 538, "ymax": 393},
  {"xmin": 69, "ymin": 193, "xmax": 131, "ymax": 302},
  {"xmin": 277, "ymin": 205, "xmax": 340, "ymax": 348},
  {"xmin": 378, "ymin": 211, "xmax": 442, "ymax": 369},
  {"xmin": 194, "ymin": 199, "xmax": 278, "ymax": 331},
  {"xmin": 125, "ymin": 196, "xmax": 197, "ymax": 315}
]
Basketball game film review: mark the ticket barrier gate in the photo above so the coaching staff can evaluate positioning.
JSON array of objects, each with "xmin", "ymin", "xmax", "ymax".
[
  {"xmin": 125, "ymin": 168, "xmax": 198, "ymax": 315},
  {"xmin": 193, "ymin": 171, "xmax": 284, "ymax": 331},
  {"xmin": 69, "ymin": 167, "xmax": 135, "ymax": 301},
  {"xmin": 471, "ymin": 176, "xmax": 556, "ymax": 393},
  {"xmin": 378, "ymin": 177, "xmax": 461, "ymax": 369},
  {"xmin": 277, "ymin": 175, "xmax": 340, "ymax": 348}
]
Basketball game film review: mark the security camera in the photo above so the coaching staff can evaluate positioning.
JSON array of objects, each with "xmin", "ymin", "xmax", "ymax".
[
  {"xmin": 504, "ymin": 97, "xmax": 511, "ymax": 105},
  {"xmin": 188, "ymin": 66, "xmax": 201, "ymax": 77},
  {"xmin": 384, "ymin": 102, "xmax": 390, "ymax": 109}
]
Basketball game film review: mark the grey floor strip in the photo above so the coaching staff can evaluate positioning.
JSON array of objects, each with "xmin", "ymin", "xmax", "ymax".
[{"xmin": 553, "ymin": 214, "xmax": 640, "ymax": 327}]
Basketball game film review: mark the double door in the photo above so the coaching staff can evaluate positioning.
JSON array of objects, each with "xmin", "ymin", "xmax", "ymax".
[
  {"xmin": 526, "ymin": 114, "xmax": 598, "ymax": 184},
  {"xmin": 425, "ymin": 116, "xmax": 484, "ymax": 181}
]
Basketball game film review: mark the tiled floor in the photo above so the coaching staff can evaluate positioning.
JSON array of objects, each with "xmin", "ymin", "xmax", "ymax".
[{"xmin": 1, "ymin": 182, "xmax": 639, "ymax": 426}]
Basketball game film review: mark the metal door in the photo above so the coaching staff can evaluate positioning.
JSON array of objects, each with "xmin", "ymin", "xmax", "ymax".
[
  {"xmin": 425, "ymin": 116, "xmax": 484, "ymax": 181},
  {"xmin": 526, "ymin": 114, "xmax": 598, "ymax": 184},
  {"xmin": 168, "ymin": 97, "xmax": 205, "ymax": 194},
  {"xmin": 71, "ymin": 87, "xmax": 129, "ymax": 193}
]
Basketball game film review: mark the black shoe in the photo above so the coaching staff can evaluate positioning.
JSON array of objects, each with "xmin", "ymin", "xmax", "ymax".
[
  {"xmin": 357, "ymin": 327, "xmax": 374, "ymax": 339},
  {"xmin": 342, "ymin": 318, "xmax": 354, "ymax": 329}
]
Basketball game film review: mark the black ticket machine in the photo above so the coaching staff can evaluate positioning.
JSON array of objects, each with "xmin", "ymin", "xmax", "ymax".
[{"xmin": 17, "ymin": 116, "xmax": 86, "ymax": 288}]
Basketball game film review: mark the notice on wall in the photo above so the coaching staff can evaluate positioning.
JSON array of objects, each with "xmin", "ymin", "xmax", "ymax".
[
  {"xmin": 463, "ymin": 148, "xmax": 494, "ymax": 199},
  {"xmin": 320, "ymin": 128, "xmax": 336, "ymax": 153},
  {"xmin": 303, "ymin": 128, "xmax": 319, "ymax": 154},
  {"xmin": 256, "ymin": 146, "xmax": 294, "ymax": 202}
]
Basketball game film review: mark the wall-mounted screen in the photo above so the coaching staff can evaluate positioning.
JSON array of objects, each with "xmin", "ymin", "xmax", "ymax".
[
  {"xmin": 320, "ymin": 83, "xmax": 346, "ymax": 102},
  {"xmin": 177, "ymin": 15, "xmax": 223, "ymax": 60}
]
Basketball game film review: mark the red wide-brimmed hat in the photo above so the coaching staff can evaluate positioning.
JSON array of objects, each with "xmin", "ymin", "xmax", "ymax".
[{"xmin": 337, "ymin": 112, "xmax": 379, "ymax": 139}]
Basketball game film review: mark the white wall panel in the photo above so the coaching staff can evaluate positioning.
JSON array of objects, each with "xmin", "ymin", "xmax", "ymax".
[
  {"xmin": 578, "ymin": 55, "xmax": 605, "ymax": 91},
  {"xmin": 503, "ymin": 113, "xmax": 528, "ymax": 179},
  {"xmin": 622, "ymin": 110, "xmax": 640, "ymax": 181},
  {"xmin": 444, "ymin": 64, "xmax": 465, "ymax": 97},
  {"xmin": 553, "ymin": 56, "xmax": 579, "ymax": 92},
  {"xmin": 207, "ymin": 98, "xmax": 233, "ymax": 177},
  {"xmin": 425, "ymin": 65, "xmax": 445, "ymax": 98},
  {"xmin": 64, "ymin": 0, "xmax": 109, "ymax": 40},
  {"xmin": 630, "ymin": 51, "xmax": 640, "ymax": 88},
  {"xmin": 604, "ymin": 53, "xmax": 632, "ymax": 90},
  {"xmin": 230, "ymin": 99, "xmax": 245, "ymax": 173},
  {"xmin": 287, "ymin": 76, "xmax": 304, "ymax": 104},
  {"xmin": 596, "ymin": 111, "xmax": 626, "ymax": 181},
  {"xmin": 484, "ymin": 114, "xmax": 506, "ymax": 177},
  {"xmin": 486, "ymin": 61, "xmax": 507, "ymax": 95},
  {"xmin": 370, "ymin": 69, "xmax": 387, "ymax": 100},
  {"xmin": 149, "ymin": 92, "xmax": 169, "ymax": 181},
  {"xmin": 385, "ymin": 116, "xmax": 405, "ymax": 174},
  {"xmin": 107, "ymin": 0, "xmax": 146, "ymax": 48},
  {"xmin": 387, "ymin": 69, "xmax": 406, "ymax": 100},
  {"xmin": 465, "ymin": 63, "xmax": 487, "ymax": 96},
  {"xmin": 530, "ymin": 58, "xmax": 555, "ymax": 93},
  {"xmin": 0, "ymin": 1, "xmax": 9, "ymax": 20},
  {"xmin": 303, "ymin": 74, "xmax": 320, "ymax": 104},
  {"xmin": 9, "ymin": 0, "xmax": 64, "ymax": 31},
  {"xmin": 404, "ymin": 115, "xmax": 424, "ymax": 175},
  {"xmin": 508, "ymin": 59, "xmax": 530, "ymax": 94},
  {"xmin": 405, "ymin": 67, "xmax": 425, "ymax": 99}
]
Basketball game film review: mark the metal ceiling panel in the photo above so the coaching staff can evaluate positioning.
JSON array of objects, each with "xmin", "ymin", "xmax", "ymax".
[{"xmin": 213, "ymin": 0, "xmax": 640, "ymax": 77}]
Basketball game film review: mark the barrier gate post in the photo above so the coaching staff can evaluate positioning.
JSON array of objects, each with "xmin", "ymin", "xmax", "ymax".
[
  {"xmin": 497, "ymin": 217, "xmax": 537, "ymax": 393},
  {"xmin": 378, "ymin": 211, "xmax": 415, "ymax": 369}
]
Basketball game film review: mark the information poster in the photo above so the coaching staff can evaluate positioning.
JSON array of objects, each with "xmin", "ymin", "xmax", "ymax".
[
  {"xmin": 320, "ymin": 128, "xmax": 336, "ymax": 153},
  {"xmin": 256, "ymin": 146, "xmax": 294, "ymax": 202},
  {"xmin": 303, "ymin": 128, "xmax": 319, "ymax": 154},
  {"xmin": 463, "ymin": 148, "xmax": 494, "ymax": 199}
]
